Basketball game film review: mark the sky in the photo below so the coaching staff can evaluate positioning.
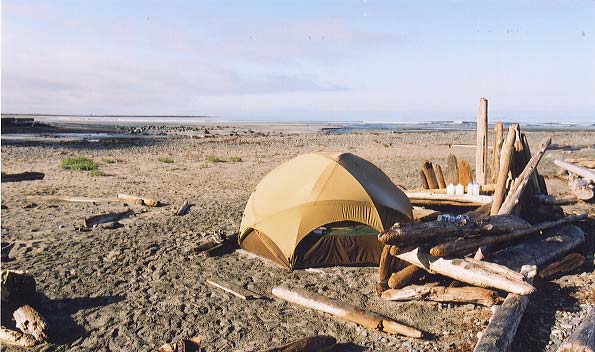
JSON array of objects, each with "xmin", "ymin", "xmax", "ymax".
[{"xmin": 1, "ymin": 1, "xmax": 594, "ymax": 122}]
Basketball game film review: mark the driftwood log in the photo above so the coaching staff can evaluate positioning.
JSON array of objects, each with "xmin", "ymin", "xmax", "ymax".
[
  {"xmin": 404, "ymin": 192, "xmax": 493, "ymax": 207},
  {"xmin": 421, "ymin": 161, "xmax": 439, "ymax": 189},
  {"xmin": 1, "ymin": 172, "xmax": 45, "ymax": 183},
  {"xmin": 568, "ymin": 175, "xmax": 594, "ymax": 201},
  {"xmin": 563, "ymin": 158, "xmax": 595, "ymax": 169},
  {"xmin": 265, "ymin": 335, "xmax": 337, "ymax": 352},
  {"xmin": 381, "ymin": 284, "xmax": 499, "ymax": 306},
  {"xmin": 473, "ymin": 265, "xmax": 537, "ymax": 352},
  {"xmin": 497, "ymin": 137, "xmax": 551, "ymax": 215},
  {"xmin": 534, "ymin": 194, "xmax": 578, "ymax": 206},
  {"xmin": 490, "ymin": 124, "xmax": 518, "ymax": 215},
  {"xmin": 83, "ymin": 209, "xmax": 134, "ymax": 228},
  {"xmin": 446, "ymin": 154, "xmax": 459, "ymax": 185},
  {"xmin": 0, "ymin": 326, "xmax": 37, "ymax": 347},
  {"xmin": 271, "ymin": 287, "xmax": 423, "ymax": 338},
  {"xmin": 435, "ymin": 165, "xmax": 447, "ymax": 189},
  {"xmin": 419, "ymin": 170, "xmax": 429, "ymax": 189},
  {"xmin": 556, "ymin": 309, "xmax": 595, "ymax": 352},
  {"xmin": 376, "ymin": 245, "xmax": 394, "ymax": 295},
  {"xmin": 388, "ymin": 265, "xmax": 424, "ymax": 289},
  {"xmin": 13, "ymin": 305, "xmax": 47, "ymax": 342},
  {"xmin": 28, "ymin": 195, "xmax": 120, "ymax": 204},
  {"xmin": 488, "ymin": 224, "xmax": 585, "ymax": 271},
  {"xmin": 117, "ymin": 193, "xmax": 159, "ymax": 207},
  {"xmin": 490, "ymin": 122, "xmax": 504, "ymax": 184},
  {"xmin": 378, "ymin": 214, "xmax": 530, "ymax": 246},
  {"xmin": 554, "ymin": 160, "xmax": 595, "ymax": 182},
  {"xmin": 476, "ymin": 97, "xmax": 488, "ymax": 185},
  {"xmin": 176, "ymin": 200, "xmax": 190, "ymax": 216},
  {"xmin": 458, "ymin": 160, "xmax": 473, "ymax": 186},
  {"xmin": 206, "ymin": 278, "xmax": 262, "ymax": 300},
  {"xmin": 539, "ymin": 253, "xmax": 585, "ymax": 280},
  {"xmin": 429, "ymin": 214, "xmax": 586, "ymax": 257},
  {"xmin": 394, "ymin": 248, "xmax": 535, "ymax": 295}
]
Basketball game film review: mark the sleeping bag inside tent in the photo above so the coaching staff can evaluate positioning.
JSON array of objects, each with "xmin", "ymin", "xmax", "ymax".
[{"xmin": 238, "ymin": 152, "xmax": 413, "ymax": 270}]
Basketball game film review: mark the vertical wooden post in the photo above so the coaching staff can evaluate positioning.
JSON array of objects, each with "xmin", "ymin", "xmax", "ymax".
[
  {"xmin": 490, "ymin": 124, "xmax": 518, "ymax": 215},
  {"xmin": 476, "ymin": 98, "xmax": 489, "ymax": 185},
  {"xmin": 446, "ymin": 154, "xmax": 459, "ymax": 185},
  {"xmin": 435, "ymin": 165, "xmax": 447, "ymax": 189},
  {"xmin": 421, "ymin": 161, "xmax": 439, "ymax": 189},
  {"xmin": 490, "ymin": 122, "xmax": 504, "ymax": 183}
]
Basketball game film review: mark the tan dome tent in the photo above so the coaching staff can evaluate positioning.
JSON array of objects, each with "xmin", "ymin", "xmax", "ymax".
[{"xmin": 239, "ymin": 152, "xmax": 412, "ymax": 270}]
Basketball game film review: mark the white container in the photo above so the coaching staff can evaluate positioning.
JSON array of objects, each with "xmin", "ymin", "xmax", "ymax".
[
  {"xmin": 466, "ymin": 183, "xmax": 474, "ymax": 195},
  {"xmin": 455, "ymin": 184, "xmax": 464, "ymax": 195},
  {"xmin": 446, "ymin": 183, "xmax": 455, "ymax": 195},
  {"xmin": 474, "ymin": 183, "xmax": 481, "ymax": 196}
]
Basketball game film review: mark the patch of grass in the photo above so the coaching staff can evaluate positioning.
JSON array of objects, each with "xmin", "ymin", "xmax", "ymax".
[
  {"xmin": 229, "ymin": 156, "xmax": 242, "ymax": 162},
  {"xmin": 102, "ymin": 158, "xmax": 116, "ymax": 164},
  {"xmin": 60, "ymin": 156, "xmax": 98, "ymax": 171},
  {"xmin": 158, "ymin": 156, "xmax": 175, "ymax": 164},
  {"xmin": 199, "ymin": 163, "xmax": 210, "ymax": 169},
  {"xmin": 88, "ymin": 170, "xmax": 105, "ymax": 177},
  {"xmin": 207, "ymin": 156, "xmax": 226, "ymax": 163},
  {"xmin": 383, "ymin": 143, "xmax": 391, "ymax": 148}
]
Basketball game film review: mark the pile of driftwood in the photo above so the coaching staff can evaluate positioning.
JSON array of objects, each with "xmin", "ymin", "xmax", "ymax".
[
  {"xmin": 555, "ymin": 159, "xmax": 595, "ymax": 201},
  {"xmin": 375, "ymin": 100, "xmax": 592, "ymax": 351},
  {"xmin": 0, "ymin": 270, "xmax": 48, "ymax": 347}
]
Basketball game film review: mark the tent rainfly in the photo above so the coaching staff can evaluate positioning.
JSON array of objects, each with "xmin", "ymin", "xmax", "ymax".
[{"xmin": 239, "ymin": 152, "xmax": 413, "ymax": 270}]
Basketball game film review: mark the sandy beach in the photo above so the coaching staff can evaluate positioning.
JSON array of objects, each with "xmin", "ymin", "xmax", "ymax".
[{"xmin": 1, "ymin": 122, "xmax": 594, "ymax": 351}]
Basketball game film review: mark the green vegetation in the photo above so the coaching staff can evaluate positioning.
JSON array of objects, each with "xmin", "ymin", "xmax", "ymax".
[
  {"xmin": 229, "ymin": 156, "xmax": 242, "ymax": 162},
  {"xmin": 383, "ymin": 143, "xmax": 391, "ymax": 148},
  {"xmin": 207, "ymin": 156, "xmax": 243, "ymax": 163},
  {"xmin": 88, "ymin": 170, "xmax": 105, "ymax": 177},
  {"xmin": 158, "ymin": 156, "xmax": 175, "ymax": 164},
  {"xmin": 199, "ymin": 163, "xmax": 210, "ymax": 169},
  {"xmin": 60, "ymin": 156, "xmax": 98, "ymax": 171},
  {"xmin": 102, "ymin": 158, "xmax": 117, "ymax": 164}
]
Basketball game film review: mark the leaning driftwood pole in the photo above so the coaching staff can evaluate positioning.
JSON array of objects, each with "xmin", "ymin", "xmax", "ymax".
[
  {"xmin": 176, "ymin": 200, "xmax": 190, "ymax": 216},
  {"xmin": 435, "ymin": 164, "xmax": 447, "ymax": 189},
  {"xmin": 429, "ymin": 214, "xmax": 586, "ymax": 257},
  {"xmin": 490, "ymin": 124, "xmax": 518, "ymax": 215},
  {"xmin": 473, "ymin": 265, "xmax": 537, "ymax": 352},
  {"xmin": 421, "ymin": 161, "xmax": 439, "ymax": 189},
  {"xmin": 13, "ymin": 305, "xmax": 47, "ymax": 342},
  {"xmin": 379, "ymin": 214, "xmax": 530, "ymax": 246},
  {"xmin": 490, "ymin": 122, "xmax": 504, "ymax": 184},
  {"xmin": 0, "ymin": 326, "xmax": 37, "ymax": 347},
  {"xmin": 476, "ymin": 98, "xmax": 488, "ymax": 185},
  {"xmin": 554, "ymin": 159, "xmax": 595, "ymax": 182},
  {"xmin": 419, "ymin": 170, "xmax": 429, "ymax": 189},
  {"xmin": 376, "ymin": 245, "xmax": 394, "ymax": 295},
  {"xmin": 394, "ymin": 248, "xmax": 535, "ymax": 295},
  {"xmin": 381, "ymin": 284, "xmax": 499, "ymax": 306},
  {"xmin": 271, "ymin": 287, "xmax": 423, "ymax": 338},
  {"xmin": 498, "ymin": 137, "xmax": 551, "ymax": 215},
  {"xmin": 265, "ymin": 335, "xmax": 337, "ymax": 352},
  {"xmin": 556, "ymin": 308, "xmax": 595, "ymax": 352}
]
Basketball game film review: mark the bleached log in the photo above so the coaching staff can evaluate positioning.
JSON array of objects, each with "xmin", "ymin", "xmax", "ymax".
[
  {"xmin": 490, "ymin": 124, "xmax": 518, "ymax": 215},
  {"xmin": 497, "ymin": 137, "xmax": 551, "ymax": 215},
  {"xmin": 556, "ymin": 309, "xmax": 595, "ymax": 352},
  {"xmin": 404, "ymin": 192, "xmax": 493, "ymax": 206},
  {"xmin": 28, "ymin": 195, "xmax": 120, "ymax": 204},
  {"xmin": 206, "ymin": 278, "xmax": 262, "ymax": 300},
  {"xmin": 394, "ymin": 248, "xmax": 535, "ymax": 295},
  {"xmin": 539, "ymin": 253, "xmax": 585, "ymax": 280},
  {"xmin": 568, "ymin": 175, "xmax": 594, "ymax": 201},
  {"xmin": 476, "ymin": 98, "xmax": 488, "ymax": 185},
  {"xmin": 83, "ymin": 209, "xmax": 134, "ymax": 228},
  {"xmin": 554, "ymin": 159, "xmax": 595, "ymax": 182},
  {"xmin": 117, "ymin": 193, "xmax": 159, "ymax": 207},
  {"xmin": 388, "ymin": 265, "xmax": 424, "ymax": 289},
  {"xmin": 381, "ymin": 284, "xmax": 499, "ymax": 306},
  {"xmin": 176, "ymin": 200, "xmax": 190, "ymax": 216},
  {"xmin": 265, "ymin": 335, "xmax": 337, "ymax": 352},
  {"xmin": 435, "ymin": 165, "xmax": 447, "ymax": 189},
  {"xmin": 419, "ymin": 170, "xmax": 429, "ymax": 189},
  {"xmin": 429, "ymin": 214, "xmax": 586, "ymax": 257},
  {"xmin": 488, "ymin": 224, "xmax": 585, "ymax": 272},
  {"xmin": 563, "ymin": 158, "xmax": 595, "ymax": 169},
  {"xmin": 0, "ymin": 326, "xmax": 37, "ymax": 347},
  {"xmin": 446, "ymin": 154, "xmax": 459, "ymax": 185},
  {"xmin": 521, "ymin": 133, "xmax": 543, "ymax": 194},
  {"xmin": 490, "ymin": 122, "xmax": 504, "ymax": 184},
  {"xmin": 13, "ymin": 305, "xmax": 47, "ymax": 342},
  {"xmin": 271, "ymin": 287, "xmax": 423, "ymax": 338},
  {"xmin": 473, "ymin": 265, "xmax": 537, "ymax": 352},
  {"xmin": 378, "ymin": 214, "xmax": 530, "ymax": 246}
]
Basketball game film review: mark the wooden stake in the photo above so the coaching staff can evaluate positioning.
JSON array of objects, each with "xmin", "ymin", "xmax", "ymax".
[
  {"xmin": 206, "ymin": 278, "xmax": 262, "ymax": 300},
  {"xmin": 376, "ymin": 245, "xmax": 393, "ymax": 295},
  {"xmin": 388, "ymin": 265, "xmax": 424, "ymax": 289},
  {"xmin": 381, "ymin": 284, "xmax": 499, "ymax": 306},
  {"xmin": 498, "ymin": 137, "xmax": 551, "ymax": 215},
  {"xmin": 476, "ymin": 98, "xmax": 488, "ymax": 185},
  {"xmin": 556, "ymin": 309, "xmax": 595, "ymax": 352},
  {"xmin": 446, "ymin": 154, "xmax": 459, "ymax": 185},
  {"xmin": 0, "ymin": 326, "xmax": 37, "ymax": 347},
  {"xmin": 419, "ymin": 170, "xmax": 429, "ymax": 189},
  {"xmin": 435, "ymin": 165, "xmax": 447, "ymax": 189},
  {"xmin": 521, "ymin": 134, "xmax": 542, "ymax": 194},
  {"xmin": 13, "ymin": 305, "xmax": 47, "ymax": 342},
  {"xmin": 271, "ymin": 287, "xmax": 423, "ymax": 338},
  {"xmin": 422, "ymin": 161, "xmax": 439, "ymax": 189},
  {"xmin": 539, "ymin": 253, "xmax": 585, "ymax": 280},
  {"xmin": 473, "ymin": 265, "xmax": 537, "ymax": 352},
  {"xmin": 458, "ymin": 160, "xmax": 473, "ymax": 186},
  {"xmin": 265, "ymin": 335, "xmax": 337, "ymax": 352},
  {"xmin": 490, "ymin": 124, "xmax": 518, "ymax": 215},
  {"xmin": 490, "ymin": 122, "xmax": 504, "ymax": 184},
  {"xmin": 394, "ymin": 248, "xmax": 535, "ymax": 295}
]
